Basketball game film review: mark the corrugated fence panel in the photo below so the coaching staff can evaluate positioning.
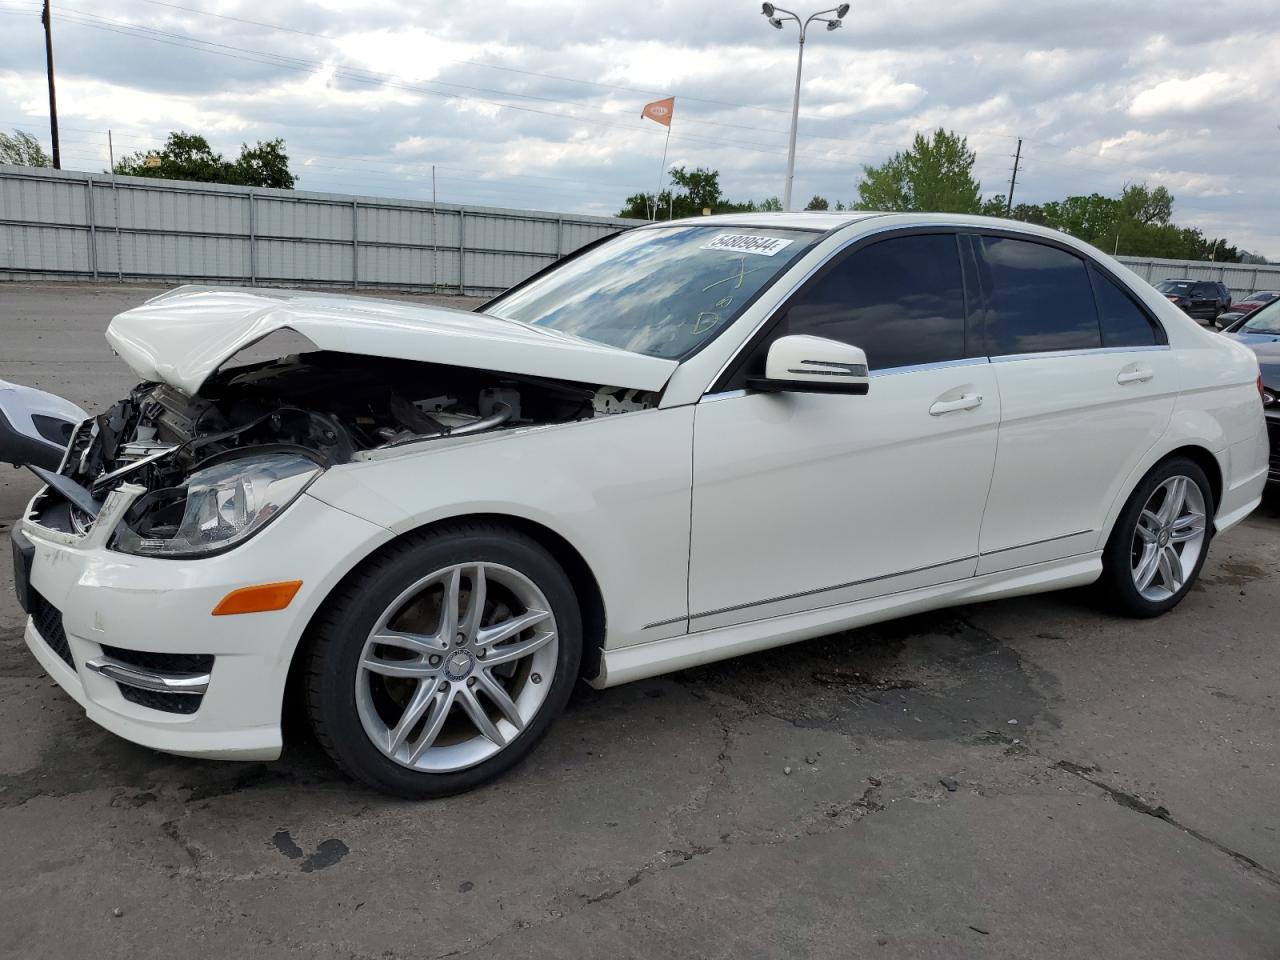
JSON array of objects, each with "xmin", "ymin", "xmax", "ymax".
[
  {"xmin": 0, "ymin": 175, "xmax": 89, "ymax": 226},
  {"xmin": 465, "ymin": 250, "xmax": 555, "ymax": 292},
  {"xmin": 0, "ymin": 165, "xmax": 642, "ymax": 293},
  {"xmin": 358, "ymin": 244, "xmax": 433, "ymax": 287},
  {"xmin": 117, "ymin": 231, "xmax": 250, "ymax": 279},
  {"xmin": 257, "ymin": 238, "xmax": 354, "ymax": 283},
  {"xmin": 0, "ymin": 223, "xmax": 92, "ymax": 272},
  {"xmin": 256, "ymin": 195, "xmax": 353, "ymax": 242}
]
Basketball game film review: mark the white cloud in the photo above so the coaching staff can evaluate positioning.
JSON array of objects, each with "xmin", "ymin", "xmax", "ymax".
[
  {"xmin": 1129, "ymin": 72, "xmax": 1249, "ymax": 117},
  {"xmin": 0, "ymin": 0, "xmax": 1277, "ymax": 255}
]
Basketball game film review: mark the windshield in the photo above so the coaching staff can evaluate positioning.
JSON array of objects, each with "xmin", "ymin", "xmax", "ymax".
[
  {"xmin": 1241, "ymin": 299, "xmax": 1280, "ymax": 333},
  {"xmin": 1156, "ymin": 280, "xmax": 1194, "ymax": 294},
  {"xmin": 484, "ymin": 225, "xmax": 821, "ymax": 359}
]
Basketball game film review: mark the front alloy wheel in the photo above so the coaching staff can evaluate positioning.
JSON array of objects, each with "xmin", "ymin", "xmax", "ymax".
[
  {"xmin": 305, "ymin": 524, "xmax": 582, "ymax": 798},
  {"xmin": 355, "ymin": 563, "xmax": 558, "ymax": 773}
]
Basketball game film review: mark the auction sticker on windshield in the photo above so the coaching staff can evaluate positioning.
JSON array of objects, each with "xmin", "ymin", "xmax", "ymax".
[{"xmin": 701, "ymin": 234, "xmax": 795, "ymax": 256}]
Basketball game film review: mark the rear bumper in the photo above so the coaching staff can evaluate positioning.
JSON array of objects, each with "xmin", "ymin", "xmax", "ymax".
[{"xmin": 18, "ymin": 491, "xmax": 392, "ymax": 761}]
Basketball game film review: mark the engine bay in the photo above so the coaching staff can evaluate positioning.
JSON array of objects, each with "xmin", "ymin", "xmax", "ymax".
[{"xmin": 47, "ymin": 351, "xmax": 655, "ymax": 520}]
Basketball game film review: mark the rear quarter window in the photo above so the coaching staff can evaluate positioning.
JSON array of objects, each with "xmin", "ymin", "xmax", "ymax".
[{"xmin": 1089, "ymin": 265, "xmax": 1164, "ymax": 347}]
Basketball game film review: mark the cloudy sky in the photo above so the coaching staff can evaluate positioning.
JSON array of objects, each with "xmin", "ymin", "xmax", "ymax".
[{"xmin": 1, "ymin": 0, "xmax": 1277, "ymax": 256}]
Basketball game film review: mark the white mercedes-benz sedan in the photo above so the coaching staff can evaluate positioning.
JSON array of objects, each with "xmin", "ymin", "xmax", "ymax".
[{"xmin": 8, "ymin": 212, "xmax": 1268, "ymax": 797}]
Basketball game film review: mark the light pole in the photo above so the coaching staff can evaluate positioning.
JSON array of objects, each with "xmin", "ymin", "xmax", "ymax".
[{"xmin": 761, "ymin": 3, "xmax": 849, "ymax": 211}]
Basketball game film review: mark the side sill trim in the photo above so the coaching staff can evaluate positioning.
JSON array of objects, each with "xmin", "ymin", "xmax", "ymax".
[
  {"xmin": 642, "ymin": 615, "xmax": 689, "ymax": 630},
  {"xmin": 689, "ymin": 555, "xmax": 975, "ymax": 622},
  {"xmin": 980, "ymin": 529, "xmax": 1093, "ymax": 556}
]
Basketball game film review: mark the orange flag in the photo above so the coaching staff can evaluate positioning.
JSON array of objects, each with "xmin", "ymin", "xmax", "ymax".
[{"xmin": 641, "ymin": 96, "xmax": 675, "ymax": 127}]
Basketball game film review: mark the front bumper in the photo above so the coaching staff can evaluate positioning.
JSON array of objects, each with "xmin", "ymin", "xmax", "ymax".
[{"xmin": 17, "ymin": 490, "xmax": 391, "ymax": 761}]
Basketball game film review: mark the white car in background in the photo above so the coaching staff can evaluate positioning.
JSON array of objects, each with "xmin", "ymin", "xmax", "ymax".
[{"xmin": 8, "ymin": 212, "xmax": 1268, "ymax": 797}]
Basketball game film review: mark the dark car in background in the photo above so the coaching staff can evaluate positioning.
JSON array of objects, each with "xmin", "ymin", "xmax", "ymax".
[
  {"xmin": 1223, "ymin": 298, "xmax": 1280, "ymax": 483},
  {"xmin": 1155, "ymin": 278, "xmax": 1232, "ymax": 324}
]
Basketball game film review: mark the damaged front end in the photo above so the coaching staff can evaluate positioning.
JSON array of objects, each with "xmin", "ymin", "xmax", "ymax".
[{"xmin": 33, "ymin": 351, "xmax": 655, "ymax": 558}]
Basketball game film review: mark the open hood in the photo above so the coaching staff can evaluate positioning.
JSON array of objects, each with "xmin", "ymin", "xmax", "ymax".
[{"xmin": 105, "ymin": 286, "xmax": 678, "ymax": 396}]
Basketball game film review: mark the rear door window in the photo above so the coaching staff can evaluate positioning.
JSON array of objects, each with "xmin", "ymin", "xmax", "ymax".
[{"xmin": 977, "ymin": 236, "xmax": 1101, "ymax": 355}]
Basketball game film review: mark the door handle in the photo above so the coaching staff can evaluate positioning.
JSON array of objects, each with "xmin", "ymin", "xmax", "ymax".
[
  {"xmin": 1117, "ymin": 367, "xmax": 1154, "ymax": 385},
  {"xmin": 929, "ymin": 393, "xmax": 983, "ymax": 416}
]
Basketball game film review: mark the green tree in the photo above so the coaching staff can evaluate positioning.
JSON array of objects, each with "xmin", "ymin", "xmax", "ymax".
[
  {"xmin": 618, "ymin": 166, "xmax": 756, "ymax": 219},
  {"xmin": 0, "ymin": 129, "xmax": 51, "ymax": 167},
  {"xmin": 114, "ymin": 131, "xmax": 296, "ymax": 188},
  {"xmin": 1041, "ymin": 193, "xmax": 1120, "ymax": 242},
  {"xmin": 804, "ymin": 195, "xmax": 829, "ymax": 211},
  {"xmin": 855, "ymin": 129, "xmax": 982, "ymax": 214},
  {"xmin": 230, "ymin": 138, "xmax": 295, "ymax": 189},
  {"xmin": 758, "ymin": 196, "xmax": 783, "ymax": 211}
]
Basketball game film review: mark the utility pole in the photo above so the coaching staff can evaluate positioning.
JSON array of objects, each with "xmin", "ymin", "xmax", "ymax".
[
  {"xmin": 41, "ymin": 0, "xmax": 60, "ymax": 169},
  {"xmin": 1004, "ymin": 138, "xmax": 1022, "ymax": 216}
]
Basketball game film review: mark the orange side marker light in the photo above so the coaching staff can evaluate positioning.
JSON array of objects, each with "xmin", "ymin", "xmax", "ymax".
[{"xmin": 212, "ymin": 580, "xmax": 303, "ymax": 616}]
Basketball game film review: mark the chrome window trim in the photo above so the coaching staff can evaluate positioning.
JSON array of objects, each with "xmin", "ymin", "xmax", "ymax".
[
  {"xmin": 700, "ymin": 388, "xmax": 749, "ymax": 403},
  {"xmin": 989, "ymin": 344, "xmax": 1171, "ymax": 363},
  {"xmin": 870, "ymin": 356, "xmax": 990, "ymax": 378}
]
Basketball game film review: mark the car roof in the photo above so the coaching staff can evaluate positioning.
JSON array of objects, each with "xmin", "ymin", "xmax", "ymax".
[
  {"xmin": 638, "ymin": 211, "xmax": 1178, "ymax": 264},
  {"xmin": 639, "ymin": 211, "xmax": 884, "ymax": 231}
]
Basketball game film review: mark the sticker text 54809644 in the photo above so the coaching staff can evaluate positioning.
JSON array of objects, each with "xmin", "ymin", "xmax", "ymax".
[{"xmin": 700, "ymin": 234, "xmax": 795, "ymax": 257}]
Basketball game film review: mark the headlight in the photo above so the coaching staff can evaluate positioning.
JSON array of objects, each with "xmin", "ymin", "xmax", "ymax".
[{"xmin": 111, "ymin": 453, "xmax": 321, "ymax": 558}]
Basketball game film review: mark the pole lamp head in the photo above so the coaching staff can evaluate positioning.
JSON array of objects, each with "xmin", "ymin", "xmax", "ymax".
[
  {"xmin": 836, "ymin": 3, "xmax": 850, "ymax": 16},
  {"xmin": 770, "ymin": 16, "xmax": 784, "ymax": 27},
  {"xmin": 761, "ymin": 2, "xmax": 776, "ymax": 15},
  {"xmin": 826, "ymin": 18, "xmax": 842, "ymax": 29}
]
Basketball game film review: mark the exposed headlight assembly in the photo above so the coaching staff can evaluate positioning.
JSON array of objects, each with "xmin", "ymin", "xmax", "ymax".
[{"xmin": 111, "ymin": 453, "xmax": 321, "ymax": 558}]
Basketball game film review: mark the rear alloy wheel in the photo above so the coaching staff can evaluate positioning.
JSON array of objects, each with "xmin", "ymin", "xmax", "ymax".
[
  {"xmin": 305, "ymin": 525, "xmax": 581, "ymax": 797},
  {"xmin": 1129, "ymin": 476, "xmax": 1208, "ymax": 603},
  {"xmin": 1100, "ymin": 457, "xmax": 1213, "ymax": 617}
]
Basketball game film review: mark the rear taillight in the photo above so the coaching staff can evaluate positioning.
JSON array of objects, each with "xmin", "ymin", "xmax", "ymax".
[{"xmin": 1258, "ymin": 374, "xmax": 1265, "ymax": 401}]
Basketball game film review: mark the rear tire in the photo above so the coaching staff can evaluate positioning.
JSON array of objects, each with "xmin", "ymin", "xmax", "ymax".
[
  {"xmin": 1098, "ymin": 457, "xmax": 1214, "ymax": 618},
  {"xmin": 304, "ymin": 523, "xmax": 582, "ymax": 798}
]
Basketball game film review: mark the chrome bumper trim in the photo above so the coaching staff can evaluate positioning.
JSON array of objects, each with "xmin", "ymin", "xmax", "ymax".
[{"xmin": 85, "ymin": 656, "xmax": 210, "ymax": 695}]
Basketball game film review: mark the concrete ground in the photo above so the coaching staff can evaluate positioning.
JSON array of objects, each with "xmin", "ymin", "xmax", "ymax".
[{"xmin": 1, "ymin": 282, "xmax": 1277, "ymax": 960}]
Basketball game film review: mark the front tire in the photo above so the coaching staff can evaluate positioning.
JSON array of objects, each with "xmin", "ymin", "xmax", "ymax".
[
  {"xmin": 1099, "ymin": 457, "xmax": 1213, "ymax": 618},
  {"xmin": 304, "ymin": 523, "xmax": 582, "ymax": 798}
]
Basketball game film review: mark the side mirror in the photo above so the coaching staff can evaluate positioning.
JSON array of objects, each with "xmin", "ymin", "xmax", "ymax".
[{"xmin": 746, "ymin": 335, "xmax": 870, "ymax": 395}]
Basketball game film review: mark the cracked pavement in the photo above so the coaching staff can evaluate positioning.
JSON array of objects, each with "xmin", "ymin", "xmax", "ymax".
[{"xmin": 2, "ymin": 284, "xmax": 1278, "ymax": 959}]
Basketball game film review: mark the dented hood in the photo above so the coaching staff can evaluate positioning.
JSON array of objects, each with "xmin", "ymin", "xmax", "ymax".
[{"xmin": 105, "ymin": 286, "xmax": 678, "ymax": 395}]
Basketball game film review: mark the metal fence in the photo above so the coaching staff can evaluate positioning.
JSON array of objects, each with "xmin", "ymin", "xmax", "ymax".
[
  {"xmin": 3, "ymin": 165, "xmax": 1276, "ymax": 299},
  {"xmin": 0, "ymin": 165, "xmax": 641, "ymax": 296},
  {"xmin": 1114, "ymin": 256, "xmax": 1279, "ymax": 299}
]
